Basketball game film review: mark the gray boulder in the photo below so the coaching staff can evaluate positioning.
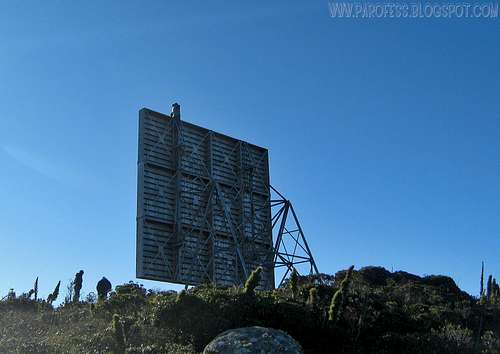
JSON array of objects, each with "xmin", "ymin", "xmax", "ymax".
[{"xmin": 203, "ymin": 326, "xmax": 303, "ymax": 354}]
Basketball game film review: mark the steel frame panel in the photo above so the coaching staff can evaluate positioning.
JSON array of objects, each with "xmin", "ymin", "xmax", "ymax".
[{"xmin": 137, "ymin": 106, "xmax": 274, "ymax": 289}]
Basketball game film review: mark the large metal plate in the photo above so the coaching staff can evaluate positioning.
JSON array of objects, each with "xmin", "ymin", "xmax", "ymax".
[{"xmin": 137, "ymin": 107, "xmax": 274, "ymax": 289}]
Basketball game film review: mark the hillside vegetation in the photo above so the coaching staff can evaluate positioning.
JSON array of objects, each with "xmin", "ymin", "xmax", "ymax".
[{"xmin": 1, "ymin": 266, "xmax": 500, "ymax": 353}]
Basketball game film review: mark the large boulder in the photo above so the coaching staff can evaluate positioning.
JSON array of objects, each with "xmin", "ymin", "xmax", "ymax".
[{"xmin": 203, "ymin": 326, "xmax": 303, "ymax": 354}]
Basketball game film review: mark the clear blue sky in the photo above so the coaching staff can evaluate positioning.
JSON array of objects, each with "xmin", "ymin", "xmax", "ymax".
[{"xmin": 0, "ymin": 1, "xmax": 499, "ymax": 300}]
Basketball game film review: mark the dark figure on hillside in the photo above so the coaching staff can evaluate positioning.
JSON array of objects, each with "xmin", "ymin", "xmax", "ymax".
[
  {"xmin": 96, "ymin": 277, "xmax": 112, "ymax": 301},
  {"xmin": 47, "ymin": 281, "xmax": 60, "ymax": 304},
  {"xmin": 73, "ymin": 270, "xmax": 84, "ymax": 303}
]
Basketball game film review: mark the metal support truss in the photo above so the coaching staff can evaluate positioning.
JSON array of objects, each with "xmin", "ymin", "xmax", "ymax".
[
  {"xmin": 269, "ymin": 185, "xmax": 320, "ymax": 287},
  {"xmin": 138, "ymin": 103, "xmax": 318, "ymax": 289}
]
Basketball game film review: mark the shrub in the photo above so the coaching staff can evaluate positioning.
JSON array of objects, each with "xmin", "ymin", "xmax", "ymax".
[
  {"xmin": 329, "ymin": 265, "xmax": 354, "ymax": 324},
  {"xmin": 73, "ymin": 270, "xmax": 84, "ymax": 303},
  {"xmin": 97, "ymin": 282, "xmax": 147, "ymax": 317},
  {"xmin": 113, "ymin": 314, "xmax": 126, "ymax": 354},
  {"xmin": 150, "ymin": 285, "xmax": 326, "ymax": 352},
  {"xmin": 244, "ymin": 267, "xmax": 262, "ymax": 296},
  {"xmin": 307, "ymin": 287, "xmax": 318, "ymax": 308},
  {"xmin": 97, "ymin": 277, "xmax": 112, "ymax": 301},
  {"xmin": 125, "ymin": 343, "xmax": 196, "ymax": 354},
  {"xmin": 481, "ymin": 330, "xmax": 500, "ymax": 353},
  {"xmin": 430, "ymin": 323, "xmax": 474, "ymax": 353},
  {"xmin": 290, "ymin": 269, "xmax": 299, "ymax": 299},
  {"xmin": 33, "ymin": 277, "xmax": 38, "ymax": 301},
  {"xmin": 47, "ymin": 281, "xmax": 61, "ymax": 305}
]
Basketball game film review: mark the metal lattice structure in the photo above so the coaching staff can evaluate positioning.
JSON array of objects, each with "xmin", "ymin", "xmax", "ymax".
[
  {"xmin": 137, "ymin": 104, "xmax": 275, "ymax": 289},
  {"xmin": 269, "ymin": 186, "xmax": 320, "ymax": 286},
  {"xmin": 137, "ymin": 103, "xmax": 318, "ymax": 289}
]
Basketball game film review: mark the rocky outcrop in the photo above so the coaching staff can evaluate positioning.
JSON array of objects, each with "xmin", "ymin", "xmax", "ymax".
[{"xmin": 203, "ymin": 326, "xmax": 303, "ymax": 354}]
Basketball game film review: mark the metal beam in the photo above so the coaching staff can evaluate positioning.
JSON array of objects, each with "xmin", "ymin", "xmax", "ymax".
[
  {"xmin": 269, "ymin": 185, "xmax": 320, "ymax": 286},
  {"xmin": 214, "ymin": 182, "xmax": 249, "ymax": 280}
]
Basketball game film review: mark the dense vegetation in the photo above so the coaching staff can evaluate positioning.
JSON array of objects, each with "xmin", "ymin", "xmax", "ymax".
[{"xmin": 1, "ymin": 266, "xmax": 500, "ymax": 353}]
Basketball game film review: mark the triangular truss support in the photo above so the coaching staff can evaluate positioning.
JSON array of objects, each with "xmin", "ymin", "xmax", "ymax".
[{"xmin": 270, "ymin": 185, "xmax": 319, "ymax": 286}]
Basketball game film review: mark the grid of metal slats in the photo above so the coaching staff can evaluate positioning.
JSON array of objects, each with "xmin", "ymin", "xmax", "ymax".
[{"xmin": 137, "ymin": 108, "xmax": 274, "ymax": 289}]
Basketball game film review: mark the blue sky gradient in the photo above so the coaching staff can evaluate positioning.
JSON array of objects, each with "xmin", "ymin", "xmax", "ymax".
[{"xmin": 0, "ymin": 1, "xmax": 499, "ymax": 299}]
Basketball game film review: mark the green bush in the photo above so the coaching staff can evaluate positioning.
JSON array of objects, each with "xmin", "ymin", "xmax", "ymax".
[
  {"xmin": 113, "ymin": 314, "xmax": 126, "ymax": 354},
  {"xmin": 329, "ymin": 265, "xmax": 354, "ymax": 324},
  {"xmin": 308, "ymin": 287, "xmax": 318, "ymax": 307},
  {"xmin": 290, "ymin": 269, "xmax": 299, "ymax": 299},
  {"xmin": 2, "ymin": 267, "xmax": 500, "ymax": 354},
  {"xmin": 125, "ymin": 343, "xmax": 196, "ymax": 354},
  {"xmin": 96, "ymin": 282, "xmax": 147, "ymax": 318},
  {"xmin": 244, "ymin": 267, "xmax": 262, "ymax": 296},
  {"xmin": 150, "ymin": 285, "xmax": 327, "ymax": 352}
]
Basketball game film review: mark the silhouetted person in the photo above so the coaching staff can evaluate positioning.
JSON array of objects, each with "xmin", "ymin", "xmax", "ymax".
[
  {"xmin": 96, "ymin": 277, "xmax": 112, "ymax": 301},
  {"xmin": 73, "ymin": 270, "xmax": 84, "ymax": 303}
]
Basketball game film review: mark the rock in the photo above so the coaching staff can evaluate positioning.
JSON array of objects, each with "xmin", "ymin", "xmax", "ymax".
[{"xmin": 203, "ymin": 326, "xmax": 304, "ymax": 354}]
